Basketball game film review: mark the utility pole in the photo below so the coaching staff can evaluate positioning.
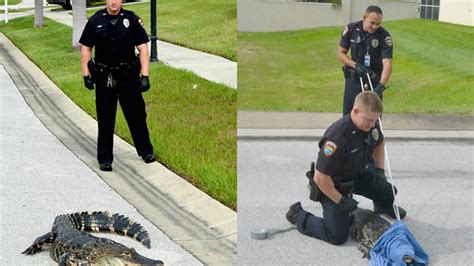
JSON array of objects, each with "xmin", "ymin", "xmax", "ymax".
[{"xmin": 150, "ymin": 0, "xmax": 158, "ymax": 62}]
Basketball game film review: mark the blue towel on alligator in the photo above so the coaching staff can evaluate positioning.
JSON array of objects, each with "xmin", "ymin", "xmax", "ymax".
[{"xmin": 369, "ymin": 221, "xmax": 429, "ymax": 266}]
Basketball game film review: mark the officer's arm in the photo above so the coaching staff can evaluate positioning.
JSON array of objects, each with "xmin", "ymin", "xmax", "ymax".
[
  {"xmin": 380, "ymin": 58, "xmax": 392, "ymax": 85},
  {"xmin": 314, "ymin": 171, "xmax": 343, "ymax": 204},
  {"xmin": 337, "ymin": 47, "xmax": 356, "ymax": 69},
  {"xmin": 137, "ymin": 43, "xmax": 149, "ymax": 76},
  {"xmin": 373, "ymin": 140, "xmax": 385, "ymax": 169},
  {"xmin": 80, "ymin": 45, "xmax": 93, "ymax": 76}
]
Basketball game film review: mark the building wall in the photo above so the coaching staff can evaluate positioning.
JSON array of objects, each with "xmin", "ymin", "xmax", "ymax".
[
  {"xmin": 439, "ymin": 0, "xmax": 473, "ymax": 26},
  {"xmin": 238, "ymin": 0, "xmax": 419, "ymax": 32}
]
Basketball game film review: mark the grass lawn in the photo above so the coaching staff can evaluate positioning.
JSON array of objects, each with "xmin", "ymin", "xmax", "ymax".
[
  {"xmin": 238, "ymin": 19, "xmax": 474, "ymax": 115},
  {"xmin": 87, "ymin": 0, "xmax": 237, "ymax": 61},
  {"xmin": 0, "ymin": 16, "xmax": 237, "ymax": 209},
  {"xmin": 0, "ymin": 0, "xmax": 21, "ymax": 5}
]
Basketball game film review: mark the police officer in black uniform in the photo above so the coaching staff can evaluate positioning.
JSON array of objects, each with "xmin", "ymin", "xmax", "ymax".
[
  {"xmin": 286, "ymin": 91, "xmax": 406, "ymax": 245},
  {"xmin": 337, "ymin": 5, "xmax": 393, "ymax": 115},
  {"xmin": 79, "ymin": 0, "xmax": 155, "ymax": 171}
]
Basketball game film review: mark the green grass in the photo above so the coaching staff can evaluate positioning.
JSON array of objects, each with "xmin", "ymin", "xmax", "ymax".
[
  {"xmin": 0, "ymin": 0, "xmax": 21, "ymax": 5},
  {"xmin": 87, "ymin": 0, "xmax": 237, "ymax": 61},
  {"xmin": 0, "ymin": 16, "xmax": 237, "ymax": 209},
  {"xmin": 0, "ymin": 7, "xmax": 32, "ymax": 13},
  {"xmin": 238, "ymin": 19, "xmax": 474, "ymax": 114}
]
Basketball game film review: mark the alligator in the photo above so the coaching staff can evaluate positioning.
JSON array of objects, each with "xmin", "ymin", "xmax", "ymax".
[
  {"xmin": 22, "ymin": 211, "xmax": 164, "ymax": 265},
  {"xmin": 349, "ymin": 208, "xmax": 413, "ymax": 264}
]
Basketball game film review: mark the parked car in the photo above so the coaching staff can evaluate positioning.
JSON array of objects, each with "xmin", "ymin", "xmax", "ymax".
[
  {"xmin": 47, "ymin": 0, "xmax": 72, "ymax": 10},
  {"xmin": 47, "ymin": 0, "xmax": 135, "ymax": 10}
]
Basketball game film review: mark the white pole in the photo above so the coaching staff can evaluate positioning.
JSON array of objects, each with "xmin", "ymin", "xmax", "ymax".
[
  {"xmin": 364, "ymin": 73, "xmax": 401, "ymax": 221},
  {"xmin": 4, "ymin": 0, "xmax": 8, "ymax": 23}
]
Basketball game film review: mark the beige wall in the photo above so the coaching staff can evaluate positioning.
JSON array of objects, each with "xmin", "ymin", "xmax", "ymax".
[
  {"xmin": 238, "ymin": 0, "xmax": 419, "ymax": 32},
  {"xmin": 439, "ymin": 0, "xmax": 474, "ymax": 26},
  {"xmin": 237, "ymin": 0, "xmax": 342, "ymax": 32}
]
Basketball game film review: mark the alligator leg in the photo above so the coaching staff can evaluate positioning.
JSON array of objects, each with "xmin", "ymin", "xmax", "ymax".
[
  {"xmin": 357, "ymin": 241, "xmax": 372, "ymax": 258},
  {"xmin": 59, "ymin": 252, "xmax": 92, "ymax": 266},
  {"xmin": 22, "ymin": 232, "xmax": 56, "ymax": 255}
]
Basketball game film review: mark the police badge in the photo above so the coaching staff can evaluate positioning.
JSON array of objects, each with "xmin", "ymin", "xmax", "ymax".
[
  {"xmin": 372, "ymin": 39, "xmax": 379, "ymax": 48},
  {"xmin": 123, "ymin": 18, "xmax": 130, "ymax": 28}
]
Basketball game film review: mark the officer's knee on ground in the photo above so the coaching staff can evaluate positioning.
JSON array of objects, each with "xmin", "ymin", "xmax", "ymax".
[{"xmin": 327, "ymin": 231, "xmax": 349, "ymax": 245}]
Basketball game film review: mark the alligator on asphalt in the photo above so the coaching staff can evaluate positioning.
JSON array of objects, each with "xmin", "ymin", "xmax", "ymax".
[
  {"xmin": 349, "ymin": 208, "xmax": 413, "ymax": 264},
  {"xmin": 23, "ymin": 211, "xmax": 164, "ymax": 265}
]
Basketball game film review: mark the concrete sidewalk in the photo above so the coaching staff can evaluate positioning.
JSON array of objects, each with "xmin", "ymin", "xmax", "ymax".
[
  {"xmin": 238, "ymin": 111, "xmax": 474, "ymax": 141},
  {"xmin": 0, "ymin": 3, "xmax": 237, "ymax": 89},
  {"xmin": 0, "ymin": 64, "xmax": 200, "ymax": 265},
  {"xmin": 0, "ymin": 33, "xmax": 236, "ymax": 265}
]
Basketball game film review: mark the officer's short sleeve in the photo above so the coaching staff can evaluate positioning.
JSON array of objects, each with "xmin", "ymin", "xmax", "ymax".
[
  {"xmin": 380, "ymin": 30, "xmax": 393, "ymax": 59},
  {"xmin": 79, "ymin": 19, "xmax": 95, "ymax": 48},
  {"xmin": 339, "ymin": 24, "xmax": 351, "ymax": 49},
  {"xmin": 316, "ymin": 138, "xmax": 344, "ymax": 177},
  {"xmin": 374, "ymin": 122, "xmax": 384, "ymax": 146},
  {"xmin": 132, "ymin": 15, "xmax": 150, "ymax": 46}
]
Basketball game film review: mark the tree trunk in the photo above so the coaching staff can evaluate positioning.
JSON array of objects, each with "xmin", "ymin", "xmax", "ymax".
[
  {"xmin": 72, "ymin": 0, "xmax": 87, "ymax": 51},
  {"xmin": 34, "ymin": 0, "xmax": 43, "ymax": 27}
]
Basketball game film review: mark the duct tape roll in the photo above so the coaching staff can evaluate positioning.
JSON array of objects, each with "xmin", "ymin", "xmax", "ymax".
[{"xmin": 250, "ymin": 229, "xmax": 269, "ymax": 240}]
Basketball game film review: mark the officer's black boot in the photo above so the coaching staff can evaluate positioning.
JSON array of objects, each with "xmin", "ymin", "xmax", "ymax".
[
  {"xmin": 142, "ymin": 154, "xmax": 156, "ymax": 163},
  {"xmin": 99, "ymin": 163, "xmax": 112, "ymax": 172},
  {"xmin": 373, "ymin": 202, "xmax": 407, "ymax": 219},
  {"xmin": 286, "ymin": 202, "xmax": 302, "ymax": 225}
]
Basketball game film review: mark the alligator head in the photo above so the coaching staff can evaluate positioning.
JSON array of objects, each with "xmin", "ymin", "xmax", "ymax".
[{"xmin": 95, "ymin": 241, "xmax": 163, "ymax": 265}]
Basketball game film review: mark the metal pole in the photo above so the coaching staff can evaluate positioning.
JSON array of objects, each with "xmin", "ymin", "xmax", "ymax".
[
  {"xmin": 4, "ymin": 0, "xmax": 9, "ymax": 23},
  {"xmin": 150, "ymin": 0, "xmax": 158, "ymax": 62}
]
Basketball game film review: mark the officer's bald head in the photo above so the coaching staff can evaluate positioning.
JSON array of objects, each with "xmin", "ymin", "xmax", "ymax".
[{"xmin": 351, "ymin": 91, "xmax": 383, "ymax": 132}]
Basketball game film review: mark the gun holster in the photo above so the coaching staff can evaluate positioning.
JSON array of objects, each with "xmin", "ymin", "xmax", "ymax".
[{"xmin": 306, "ymin": 162, "xmax": 323, "ymax": 202}]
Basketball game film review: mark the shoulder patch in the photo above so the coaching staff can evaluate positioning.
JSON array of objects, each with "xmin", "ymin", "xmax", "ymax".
[
  {"xmin": 323, "ymin": 141, "xmax": 338, "ymax": 157},
  {"xmin": 385, "ymin": 36, "xmax": 393, "ymax": 47},
  {"xmin": 371, "ymin": 128, "xmax": 379, "ymax": 141}
]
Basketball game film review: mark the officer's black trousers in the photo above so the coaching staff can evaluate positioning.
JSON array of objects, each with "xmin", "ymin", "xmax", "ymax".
[
  {"xmin": 343, "ymin": 78, "xmax": 382, "ymax": 115},
  {"xmin": 95, "ymin": 78, "xmax": 153, "ymax": 164},
  {"xmin": 295, "ymin": 171, "xmax": 396, "ymax": 245}
]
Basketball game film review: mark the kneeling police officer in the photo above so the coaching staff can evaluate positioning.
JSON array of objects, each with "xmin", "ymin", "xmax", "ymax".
[
  {"xmin": 79, "ymin": 0, "xmax": 155, "ymax": 171},
  {"xmin": 286, "ymin": 91, "xmax": 406, "ymax": 245}
]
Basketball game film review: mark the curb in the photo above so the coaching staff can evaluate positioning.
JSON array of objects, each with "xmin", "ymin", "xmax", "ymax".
[
  {"xmin": 0, "ymin": 33, "xmax": 236, "ymax": 265},
  {"xmin": 237, "ymin": 129, "xmax": 474, "ymax": 142}
]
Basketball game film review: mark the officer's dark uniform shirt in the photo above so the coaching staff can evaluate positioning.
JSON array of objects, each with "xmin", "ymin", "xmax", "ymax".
[
  {"xmin": 316, "ymin": 115, "xmax": 383, "ymax": 182},
  {"xmin": 79, "ymin": 8, "xmax": 149, "ymax": 66},
  {"xmin": 340, "ymin": 21, "xmax": 393, "ymax": 75}
]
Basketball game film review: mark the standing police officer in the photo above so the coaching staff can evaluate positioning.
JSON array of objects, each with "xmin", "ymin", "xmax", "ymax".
[
  {"xmin": 79, "ymin": 0, "xmax": 155, "ymax": 171},
  {"xmin": 337, "ymin": 5, "xmax": 393, "ymax": 115},
  {"xmin": 286, "ymin": 91, "xmax": 406, "ymax": 245}
]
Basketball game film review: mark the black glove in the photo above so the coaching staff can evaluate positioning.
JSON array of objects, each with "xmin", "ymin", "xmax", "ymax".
[
  {"xmin": 306, "ymin": 162, "xmax": 316, "ymax": 185},
  {"xmin": 138, "ymin": 75, "xmax": 150, "ymax": 92},
  {"xmin": 337, "ymin": 196, "xmax": 358, "ymax": 213},
  {"xmin": 373, "ymin": 168, "xmax": 387, "ymax": 190},
  {"xmin": 374, "ymin": 83, "xmax": 385, "ymax": 98},
  {"xmin": 354, "ymin": 63, "xmax": 369, "ymax": 78},
  {"xmin": 83, "ymin": 75, "xmax": 94, "ymax": 90}
]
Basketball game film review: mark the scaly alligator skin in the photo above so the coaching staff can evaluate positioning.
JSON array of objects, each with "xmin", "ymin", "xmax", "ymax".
[
  {"xmin": 349, "ymin": 208, "xmax": 412, "ymax": 263},
  {"xmin": 23, "ymin": 211, "xmax": 164, "ymax": 265}
]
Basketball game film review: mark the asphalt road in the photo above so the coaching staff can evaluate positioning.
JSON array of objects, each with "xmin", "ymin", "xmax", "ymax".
[{"xmin": 237, "ymin": 139, "xmax": 474, "ymax": 265}]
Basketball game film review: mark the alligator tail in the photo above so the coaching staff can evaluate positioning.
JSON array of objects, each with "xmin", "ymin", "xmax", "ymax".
[{"xmin": 68, "ymin": 211, "xmax": 151, "ymax": 248}]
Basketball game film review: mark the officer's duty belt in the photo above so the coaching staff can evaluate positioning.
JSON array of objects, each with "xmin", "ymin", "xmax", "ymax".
[{"xmin": 342, "ymin": 66, "xmax": 380, "ymax": 84}]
